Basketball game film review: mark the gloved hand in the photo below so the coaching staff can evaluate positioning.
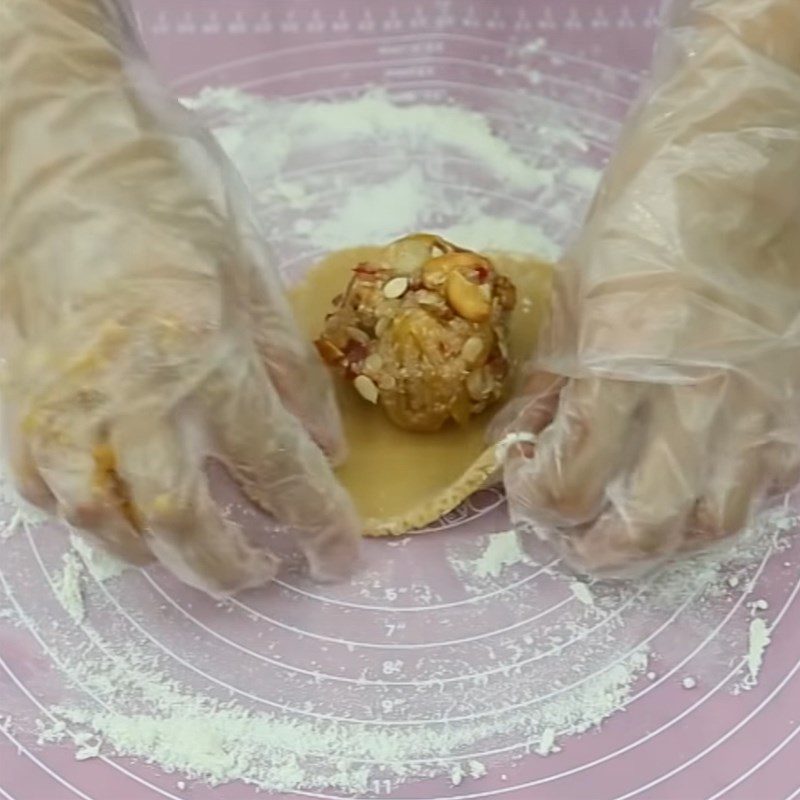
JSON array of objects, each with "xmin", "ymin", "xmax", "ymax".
[
  {"xmin": 0, "ymin": 0, "xmax": 360, "ymax": 595},
  {"xmin": 495, "ymin": 0, "xmax": 800, "ymax": 575}
]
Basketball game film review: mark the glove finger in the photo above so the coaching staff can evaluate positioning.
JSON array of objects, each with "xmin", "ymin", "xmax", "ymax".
[
  {"xmin": 208, "ymin": 357, "xmax": 361, "ymax": 583},
  {"xmin": 690, "ymin": 390, "xmax": 771, "ymax": 544},
  {"xmin": 31, "ymin": 432, "xmax": 153, "ymax": 566},
  {"xmin": 239, "ymin": 253, "xmax": 347, "ymax": 465},
  {"xmin": 568, "ymin": 382, "xmax": 719, "ymax": 574},
  {"xmin": 112, "ymin": 416, "xmax": 280, "ymax": 597},
  {"xmin": 505, "ymin": 378, "xmax": 645, "ymax": 529},
  {"xmin": 690, "ymin": 442, "xmax": 767, "ymax": 546},
  {"xmin": 489, "ymin": 370, "xmax": 566, "ymax": 442},
  {"xmin": 2, "ymin": 402, "xmax": 57, "ymax": 513},
  {"xmin": 762, "ymin": 429, "xmax": 800, "ymax": 497}
]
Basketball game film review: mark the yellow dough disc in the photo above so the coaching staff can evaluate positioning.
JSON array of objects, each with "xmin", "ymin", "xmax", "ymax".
[{"xmin": 289, "ymin": 245, "xmax": 552, "ymax": 537}]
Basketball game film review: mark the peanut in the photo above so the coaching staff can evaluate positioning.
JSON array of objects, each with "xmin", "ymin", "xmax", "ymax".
[
  {"xmin": 422, "ymin": 252, "xmax": 489, "ymax": 289},
  {"xmin": 446, "ymin": 271, "xmax": 491, "ymax": 322}
]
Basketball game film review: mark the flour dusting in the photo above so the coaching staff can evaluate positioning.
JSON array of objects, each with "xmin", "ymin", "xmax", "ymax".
[
  {"xmin": 570, "ymin": 581, "xmax": 595, "ymax": 607},
  {"xmin": 0, "ymin": 477, "xmax": 47, "ymax": 539},
  {"xmin": 184, "ymin": 86, "xmax": 573, "ymax": 260},
  {"xmin": 184, "ymin": 87, "xmax": 558, "ymax": 193},
  {"xmin": 70, "ymin": 533, "xmax": 130, "ymax": 582},
  {"xmin": 471, "ymin": 530, "xmax": 532, "ymax": 579},
  {"xmin": 52, "ymin": 551, "xmax": 86, "ymax": 625},
  {"xmin": 29, "ymin": 618, "xmax": 649, "ymax": 794},
  {"xmin": 746, "ymin": 617, "xmax": 771, "ymax": 686}
]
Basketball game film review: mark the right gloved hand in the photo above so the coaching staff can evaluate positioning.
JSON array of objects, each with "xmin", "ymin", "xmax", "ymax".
[
  {"xmin": 0, "ymin": 0, "xmax": 361, "ymax": 595},
  {"xmin": 494, "ymin": 0, "xmax": 800, "ymax": 575}
]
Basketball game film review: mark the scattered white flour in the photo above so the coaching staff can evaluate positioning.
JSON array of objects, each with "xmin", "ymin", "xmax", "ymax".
[
  {"xmin": 462, "ymin": 530, "xmax": 532, "ymax": 580},
  {"xmin": 0, "ymin": 507, "xmax": 27, "ymax": 540},
  {"xmin": 750, "ymin": 598, "xmax": 769, "ymax": 614},
  {"xmin": 468, "ymin": 759, "xmax": 488, "ymax": 779},
  {"xmin": 73, "ymin": 732, "xmax": 103, "ymax": 762},
  {"xmin": 535, "ymin": 727, "xmax": 556, "ymax": 756},
  {"xmin": 30, "ymin": 623, "xmax": 649, "ymax": 794},
  {"xmin": 519, "ymin": 37, "xmax": 547, "ymax": 55},
  {"xmin": 307, "ymin": 166, "xmax": 430, "ymax": 250},
  {"xmin": 69, "ymin": 533, "xmax": 129, "ymax": 582},
  {"xmin": 298, "ymin": 169, "xmax": 562, "ymax": 256},
  {"xmin": 450, "ymin": 761, "xmax": 488, "ymax": 786},
  {"xmin": 184, "ymin": 87, "xmax": 557, "ymax": 192},
  {"xmin": 183, "ymin": 86, "xmax": 574, "ymax": 260},
  {"xmin": 52, "ymin": 552, "xmax": 86, "ymax": 625},
  {"xmin": 746, "ymin": 617, "xmax": 771, "ymax": 686},
  {"xmin": 49, "ymin": 537, "xmax": 127, "ymax": 624},
  {"xmin": 570, "ymin": 581, "xmax": 595, "ymax": 607},
  {"xmin": 566, "ymin": 166, "xmax": 602, "ymax": 192}
]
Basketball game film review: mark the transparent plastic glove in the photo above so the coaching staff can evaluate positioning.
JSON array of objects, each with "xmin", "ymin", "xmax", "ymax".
[
  {"xmin": 0, "ymin": 0, "xmax": 360, "ymax": 595},
  {"xmin": 495, "ymin": 0, "xmax": 800, "ymax": 575}
]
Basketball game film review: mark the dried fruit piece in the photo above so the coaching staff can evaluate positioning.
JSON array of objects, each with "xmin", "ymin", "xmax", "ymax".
[{"xmin": 315, "ymin": 338, "xmax": 343, "ymax": 364}]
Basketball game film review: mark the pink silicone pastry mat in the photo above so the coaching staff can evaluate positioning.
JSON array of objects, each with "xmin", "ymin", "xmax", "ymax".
[{"xmin": 2, "ymin": 2, "xmax": 800, "ymax": 799}]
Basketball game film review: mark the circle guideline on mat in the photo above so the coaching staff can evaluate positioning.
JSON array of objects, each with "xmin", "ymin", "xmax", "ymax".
[{"xmin": 2, "ymin": 3, "xmax": 800, "ymax": 799}]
